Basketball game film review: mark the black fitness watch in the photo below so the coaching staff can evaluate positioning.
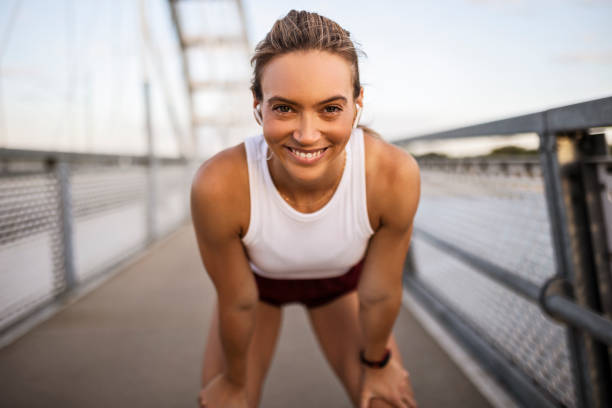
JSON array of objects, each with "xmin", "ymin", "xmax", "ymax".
[{"xmin": 359, "ymin": 348, "xmax": 392, "ymax": 368}]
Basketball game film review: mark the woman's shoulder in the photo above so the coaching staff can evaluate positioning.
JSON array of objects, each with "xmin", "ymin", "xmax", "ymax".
[
  {"xmin": 190, "ymin": 143, "xmax": 250, "ymax": 231},
  {"xmin": 363, "ymin": 129, "xmax": 419, "ymax": 190},
  {"xmin": 363, "ymin": 129, "xmax": 420, "ymax": 229},
  {"xmin": 192, "ymin": 143, "xmax": 248, "ymax": 191}
]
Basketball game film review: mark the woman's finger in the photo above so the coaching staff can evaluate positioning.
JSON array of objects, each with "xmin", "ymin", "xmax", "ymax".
[
  {"xmin": 360, "ymin": 391, "xmax": 372, "ymax": 408},
  {"xmin": 402, "ymin": 394, "xmax": 417, "ymax": 408},
  {"xmin": 391, "ymin": 393, "xmax": 408, "ymax": 408}
]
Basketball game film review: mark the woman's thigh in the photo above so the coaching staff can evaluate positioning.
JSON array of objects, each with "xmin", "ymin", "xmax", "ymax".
[
  {"xmin": 306, "ymin": 291, "xmax": 405, "ymax": 407},
  {"xmin": 201, "ymin": 299, "xmax": 283, "ymax": 408}
]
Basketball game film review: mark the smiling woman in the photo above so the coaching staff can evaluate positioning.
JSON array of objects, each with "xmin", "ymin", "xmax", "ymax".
[
  {"xmin": 190, "ymin": 10, "xmax": 421, "ymax": 408},
  {"xmin": 256, "ymin": 50, "xmax": 359, "ymax": 203}
]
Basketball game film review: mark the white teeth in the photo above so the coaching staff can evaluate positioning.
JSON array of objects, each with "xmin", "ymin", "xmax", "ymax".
[{"xmin": 290, "ymin": 147, "xmax": 324, "ymax": 159}]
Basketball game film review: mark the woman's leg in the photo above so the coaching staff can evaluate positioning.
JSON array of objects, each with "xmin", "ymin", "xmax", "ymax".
[
  {"xmin": 306, "ymin": 291, "xmax": 407, "ymax": 408},
  {"xmin": 201, "ymin": 299, "xmax": 283, "ymax": 408}
]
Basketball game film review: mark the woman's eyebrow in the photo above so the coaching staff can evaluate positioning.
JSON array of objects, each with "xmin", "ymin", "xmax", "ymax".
[
  {"xmin": 266, "ymin": 95, "xmax": 348, "ymax": 107},
  {"xmin": 318, "ymin": 95, "xmax": 348, "ymax": 105}
]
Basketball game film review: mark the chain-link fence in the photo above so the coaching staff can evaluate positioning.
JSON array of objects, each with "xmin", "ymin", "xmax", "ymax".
[
  {"xmin": 398, "ymin": 97, "xmax": 612, "ymax": 408},
  {"xmin": 412, "ymin": 161, "xmax": 577, "ymax": 407},
  {"xmin": 0, "ymin": 151, "xmax": 195, "ymax": 336}
]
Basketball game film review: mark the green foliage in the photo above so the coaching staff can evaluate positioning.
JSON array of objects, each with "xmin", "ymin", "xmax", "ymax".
[
  {"xmin": 487, "ymin": 145, "xmax": 538, "ymax": 156},
  {"xmin": 415, "ymin": 152, "xmax": 449, "ymax": 160}
]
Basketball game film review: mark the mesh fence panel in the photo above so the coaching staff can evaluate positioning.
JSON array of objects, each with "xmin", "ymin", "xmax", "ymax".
[
  {"xmin": 154, "ymin": 164, "xmax": 193, "ymax": 237},
  {"xmin": 71, "ymin": 164, "xmax": 150, "ymax": 282},
  {"xmin": 411, "ymin": 163, "xmax": 577, "ymax": 408},
  {"xmin": 0, "ymin": 171, "xmax": 65, "ymax": 330},
  {"xmin": 0, "ymin": 158, "xmax": 191, "ymax": 334},
  {"xmin": 72, "ymin": 165, "xmax": 149, "ymax": 219}
]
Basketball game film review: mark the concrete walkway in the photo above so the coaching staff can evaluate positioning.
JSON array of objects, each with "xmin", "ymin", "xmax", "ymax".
[{"xmin": 0, "ymin": 225, "xmax": 493, "ymax": 408}]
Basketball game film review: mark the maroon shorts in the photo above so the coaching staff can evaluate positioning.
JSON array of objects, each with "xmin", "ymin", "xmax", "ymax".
[{"xmin": 253, "ymin": 260, "xmax": 364, "ymax": 309}]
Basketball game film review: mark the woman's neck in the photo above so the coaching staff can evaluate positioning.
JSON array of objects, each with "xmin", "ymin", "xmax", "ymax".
[{"xmin": 268, "ymin": 149, "xmax": 346, "ymax": 213}]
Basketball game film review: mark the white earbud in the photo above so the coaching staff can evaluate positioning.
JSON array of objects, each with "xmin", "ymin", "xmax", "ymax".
[
  {"xmin": 253, "ymin": 104, "xmax": 263, "ymax": 126},
  {"xmin": 352, "ymin": 105, "xmax": 362, "ymax": 129}
]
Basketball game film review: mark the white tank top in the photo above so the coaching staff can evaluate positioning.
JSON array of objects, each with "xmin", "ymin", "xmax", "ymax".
[{"xmin": 241, "ymin": 127, "xmax": 374, "ymax": 279}]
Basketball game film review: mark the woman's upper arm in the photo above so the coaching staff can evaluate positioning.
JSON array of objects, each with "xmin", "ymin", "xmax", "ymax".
[
  {"xmin": 358, "ymin": 144, "xmax": 421, "ymax": 302},
  {"xmin": 190, "ymin": 148, "xmax": 258, "ymax": 309}
]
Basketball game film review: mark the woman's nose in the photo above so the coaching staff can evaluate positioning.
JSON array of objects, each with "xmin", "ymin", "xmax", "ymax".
[{"xmin": 292, "ymin": 114, "xmax": 321, "ymax": 145}]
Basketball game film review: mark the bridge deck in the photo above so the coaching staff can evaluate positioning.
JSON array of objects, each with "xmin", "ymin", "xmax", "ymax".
[{"xmin": 0, "ymin": 225, "xmax": 493, "ymax": 407}]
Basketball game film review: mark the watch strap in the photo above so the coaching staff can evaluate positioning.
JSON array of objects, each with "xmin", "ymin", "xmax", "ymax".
[{"xmin": 359, "ymin": 348, "xmax": 391, "ymax": 368}]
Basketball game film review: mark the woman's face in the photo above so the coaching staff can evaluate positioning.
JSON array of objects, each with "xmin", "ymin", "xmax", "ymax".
[{"xmin": 256, "ymin": 50, "xmax": 363, "ymax": 185}]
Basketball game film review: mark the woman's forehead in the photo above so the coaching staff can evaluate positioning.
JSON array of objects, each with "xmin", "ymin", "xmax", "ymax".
[{"xmin": 260, "ymin": 50, "xmax": 354, "ymax": 104}]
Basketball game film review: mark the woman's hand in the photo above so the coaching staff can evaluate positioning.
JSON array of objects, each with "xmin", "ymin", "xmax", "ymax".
[
  {"xmin": 197, "ymin": 373, "xmax": 249, "ymax": 408},
  {"xmin": 359, "ymin": 359, "xmax": 417, "ymax": 408}
]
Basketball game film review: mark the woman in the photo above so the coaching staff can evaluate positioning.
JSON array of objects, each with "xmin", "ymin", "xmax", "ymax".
[{"xmin": 191, "ymin": 10, "xmax": 420, "ymax": 408}]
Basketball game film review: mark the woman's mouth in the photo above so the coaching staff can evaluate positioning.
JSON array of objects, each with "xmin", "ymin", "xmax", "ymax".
[{"xmin": 285, "ymin": 146, "xmax": 329, "ymax": 164}]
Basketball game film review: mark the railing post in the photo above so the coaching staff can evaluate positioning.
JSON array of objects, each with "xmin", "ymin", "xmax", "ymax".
[
  {"xmin": 144, "ymin": 81, "xmax": 156, "ymax": 243},
  {"xmin": 56, "ymin": 160, "xmax": 76, "ymax": 294},
  {"xmin": 538, "ymin": 127, "xmax": 611, "ymax": 408},
  {"xmin": 567, "ymin": 131, "xmax": 612, "ymax": 407},
  {"xmin": 578, "ymin": 133, "xmax": 612, "ymax": 321}
]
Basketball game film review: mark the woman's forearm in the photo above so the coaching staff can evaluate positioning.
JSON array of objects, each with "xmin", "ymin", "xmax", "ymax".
[
  {"xmin": 358, "ymin": 291, "xmax": 402, "ymax": 361},
  {"xmin": 218, "ymin": 303, "xmax": 257, "ymax": 386}
]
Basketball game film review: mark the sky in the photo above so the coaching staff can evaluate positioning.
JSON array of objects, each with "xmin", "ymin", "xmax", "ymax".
[
  {"xmin": 0, "ymin": 0, "xmax": 610, "ymax": 156},
  {"xmin": 242, "ymin": 0, "xmax": 612, "ymax": 141}
]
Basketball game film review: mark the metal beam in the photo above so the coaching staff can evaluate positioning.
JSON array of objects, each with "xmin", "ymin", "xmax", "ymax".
[
  {"xmin": 398, "ymin": 96, "xmax": 612, "ymax": 144},
  {"xmin": 0, "ymin": 148, "xmax": 187, "ymax": 166},
  {"xmin": 547, "ymin": 97, "xmax": 612, "ymax": 133},
  {"xmin": 168, "ymin": 0, "xmax": 196, "ymax": 150}
]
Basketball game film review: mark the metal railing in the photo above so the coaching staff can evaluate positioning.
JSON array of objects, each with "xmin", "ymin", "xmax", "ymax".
[
  {"xmin": 396, "ymin": 96, "xmax": 612, "ymax": 408},
  {"xmin": 0, "ymin": 149, "xmax": 195, "ymax": 343}
]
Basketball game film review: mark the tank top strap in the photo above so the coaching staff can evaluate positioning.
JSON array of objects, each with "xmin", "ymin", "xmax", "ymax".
[
  {"xmin": 242, "ymin": 135, "xmax": 267, "ymax": 245},
  {"xmin": 351, "ymin": 128, "xmax": 375, "ymax": 236}
]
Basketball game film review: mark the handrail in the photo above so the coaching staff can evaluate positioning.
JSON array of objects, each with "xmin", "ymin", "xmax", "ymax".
[
  {"xmin": 396, "ymin": 96, "xmax": 612, "ymax": 143},
  {"xmin": 0, "ymin": 148, "xmax": 188, "ymax": 166}
]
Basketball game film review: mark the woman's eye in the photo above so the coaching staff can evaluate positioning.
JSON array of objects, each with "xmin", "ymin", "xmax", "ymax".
[
  {"xmin": 324, "ymin": 106, "xmax": 342, "ymax": 113},
  {"xmin": 273, "ymin": 105, "xmax": 292, "ymax": 113}
]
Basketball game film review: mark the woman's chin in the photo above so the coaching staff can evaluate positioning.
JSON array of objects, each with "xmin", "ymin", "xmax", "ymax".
[
  {"xmin": 283, "ymin": 154, "xmax": 343, "ymax": 186},
  {"xmin": 283, "ymin": 163, "xmax": 327, "ymax": 185}
]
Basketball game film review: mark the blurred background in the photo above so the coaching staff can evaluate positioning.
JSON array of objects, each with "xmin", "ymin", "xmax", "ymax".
[
  {"xmin": 1, "ymin": 1, "xmax": 611, "ymax": 408},
  {"xmin": 1, "ymin": 0, "xmax": 611, "ymax": 157}
]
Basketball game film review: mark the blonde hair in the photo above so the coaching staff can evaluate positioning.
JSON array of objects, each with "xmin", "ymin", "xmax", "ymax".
[{"xmin": 250, "ymin": 10, "xmax": 364, "ymax": 102}]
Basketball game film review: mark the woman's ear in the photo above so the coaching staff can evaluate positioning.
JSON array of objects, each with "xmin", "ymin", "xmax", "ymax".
[
  {"xmin": 352, "ymin": 105, "xmax": 362, "ymax": 129},
  {"xmin": 253, "ymin": 102, "xmax": 263, "ymax": 126},
  {"xmin": 252, "ymin": 90, "xmax": 260, "ymax": 109},
  {"xmin": 356, "ymin": 87, "xmax": 364, "ymax": 108},
  {"xmin": 251, "ymin": 91, "xmax": 263, "ymax": 125}
]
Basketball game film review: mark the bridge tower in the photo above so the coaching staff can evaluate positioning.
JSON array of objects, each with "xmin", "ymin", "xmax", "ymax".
[{"xmin": 169, "ymin": 0, "xmax": 255, "ymax": 159}]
